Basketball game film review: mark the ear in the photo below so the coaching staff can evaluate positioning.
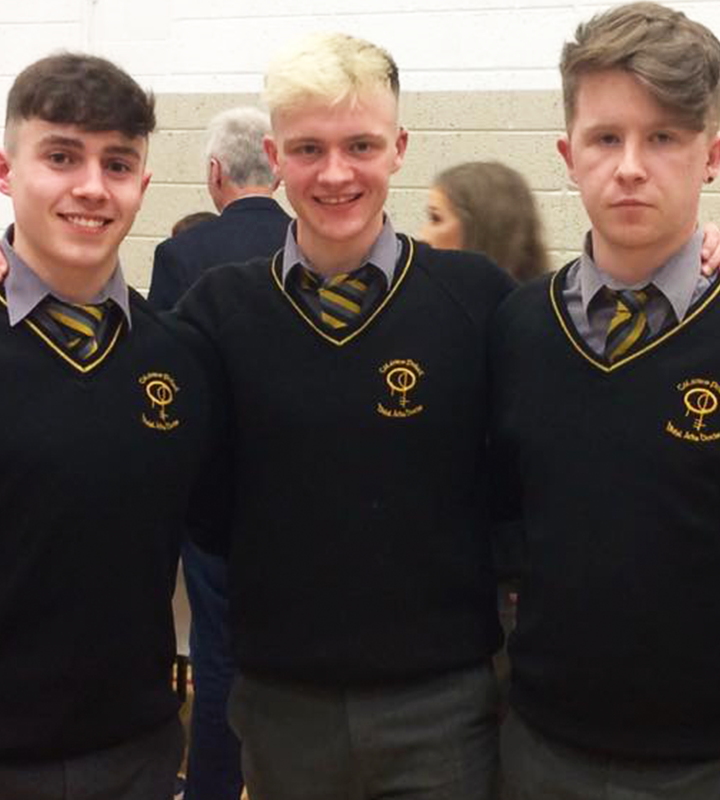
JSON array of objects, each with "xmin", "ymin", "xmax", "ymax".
[
  {"xmin": 705, "ymin": 133, "xmax": 720, "ymax": 184},
  {"xmin": 0, "ymin": 149, "xmax": 12, "ymax": 198},
  {"xmin": 208, "ymin": 157, "xmax": 223, "ymax": 189},
  {"xmin": 391, "ymin": 127, "xmax": 409, "ymax": 174},
  {"xmin": 140, "ymin": 170, "xmax": 152, "ymax": 197},
  {"xmin": 263, "ymin": 135, "xmax": 281, "ymax": 179},
  {"xmin": 557, "ymin": 135, "xmax": 576, "ymax": 183}
]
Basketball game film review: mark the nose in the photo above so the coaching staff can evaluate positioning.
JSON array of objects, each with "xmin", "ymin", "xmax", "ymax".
[
  {"xmin": 318, "ymin": 149, "xmax": 353, "ymax": 184},
  {"xmin": 72, "ymin": 161, "xmax": 110, "ymax": 202},
  {"xmin": 615, "ymin": 141, "xmax": 647, "ymax": 184}
]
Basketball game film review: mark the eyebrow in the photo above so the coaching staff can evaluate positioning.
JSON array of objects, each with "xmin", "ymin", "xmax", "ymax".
[
  {"xmin": 284, "ymin": 132, "xmax": 386, "ymax": 147},
  {"xmin": 37, "ymin": 134, "xmax": 143, "ymax": 161}
]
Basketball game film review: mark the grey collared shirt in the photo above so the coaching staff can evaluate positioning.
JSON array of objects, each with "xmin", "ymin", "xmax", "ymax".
[
  {"xmin": 280, "ymin": 216, "xmax": 402, "ymax": 289},
  {"xmin": 564, "ymin": 230, "xmax": 710, "ymax": 356},
  {"xmin": 1, "ymin": 227, "xmax": 132, "ymax": 328}
]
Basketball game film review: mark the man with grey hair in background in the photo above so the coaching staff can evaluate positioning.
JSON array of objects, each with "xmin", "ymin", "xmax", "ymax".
[
  {"xmin": 149, "ymin": 106, "xmax": 291, "ymax": 309},
  {"xmin": 149, "ymin": 105, "xmax": 290, "ymax": 800}
]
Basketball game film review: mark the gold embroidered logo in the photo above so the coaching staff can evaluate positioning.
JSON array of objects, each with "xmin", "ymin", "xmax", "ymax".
[
  {"xmin": 377, "ymin": 359, "xmax": 424, "ymax": 418},
  {"xmin": 139, "ymin": 372, "xmax": 180, "ymax": 431},
  {"xmin": 666, "ymin": 378, "xmax": 720, "ymax": 443}
]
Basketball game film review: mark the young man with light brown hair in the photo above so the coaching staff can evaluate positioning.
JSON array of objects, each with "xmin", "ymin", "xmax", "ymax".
[{"xmin": 491, "ymin": 4, "xmax": 720, "ymax": 798}]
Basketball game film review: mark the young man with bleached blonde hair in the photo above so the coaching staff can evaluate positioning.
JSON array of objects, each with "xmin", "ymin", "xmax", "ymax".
[
  {"xmin": 177, "ymin": 31, "xmax": 514, "ymax": 800},
  {"xmin": 491, "ymin": 4, "xmax": 720, "ymax": 798}
]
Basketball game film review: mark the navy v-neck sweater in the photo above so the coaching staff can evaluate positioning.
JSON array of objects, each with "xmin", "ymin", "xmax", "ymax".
[
  {"xmin": 0, "ymin": 291, "xmax": 227, "ymax": 762},
  {"xmin": 491, "ymin": 266, "xmax": 720, "ymax": 759},
  {"xmin": 178, "ymin": 236, "xmax": 514, "ymax": 685}
]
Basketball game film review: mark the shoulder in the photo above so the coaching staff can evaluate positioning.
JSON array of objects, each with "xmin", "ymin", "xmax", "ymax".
[
  {"xmin": 494, "ymin": 269, "xmax": 557, "ymax": 327},
  {"xmin": 407, "ymin": 237, "xmax": 517, "ymax": 315},
  {"xmin": 158, "ymin": 216, "xmax": 220, "ymax": 252},
  {"xmin": 130, "ymin": 290, "xmax": 223, "ymax": 379},
  {"xmin": 129, "ymin": 288, "xmax": 176, "ymax": 340},
  {"xmin": 490, "ymin": 272, "xmax": 556, "ymax": 361},
  {"xmin": 175, "ymin": 255, "xmax": 275, "ymax": 333}
]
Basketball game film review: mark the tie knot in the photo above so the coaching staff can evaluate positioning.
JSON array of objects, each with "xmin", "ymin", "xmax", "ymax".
[
  {"xmin": 607, "ymin": 286, "xmax": 653, "ymax": 313},
  {"xmin": 41, "ymin": 297, "xmax": 114, "ymax": 360},
  {"xmin": 604, "ymin": 285, "xmax": 655, "ymax": 364},
  {"xmin": 297, "ymin": 263, "xmax": 381, "ymax": 330},
  {"xmin": 299, "ymin": 263, "xmax": 378, "ymax": 293}
]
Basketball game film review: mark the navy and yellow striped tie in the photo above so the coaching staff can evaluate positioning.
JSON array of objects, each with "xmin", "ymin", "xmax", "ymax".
[
  {"xmin": 604, "ymin": 287, "xmax": 653, "ymax": 363},
  {"xmin": 37, "ymin": 297, "xmax": 113, "ymax": 360},
  {"xmin": 301, "ymin": 265, "xmax": 375, "ymax": 329}
]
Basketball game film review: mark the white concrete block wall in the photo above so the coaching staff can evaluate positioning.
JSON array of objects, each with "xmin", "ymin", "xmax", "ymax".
[{"xmin": 0, "ymin": 0, "xmax": 719, "ymax": 286}]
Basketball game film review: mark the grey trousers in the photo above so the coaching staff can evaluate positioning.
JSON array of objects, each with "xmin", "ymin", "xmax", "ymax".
[
  {"xmin": 228, "ymin": 663, "xmax": 500, "ymax": 800},
  {"xmin": 0, "ymin": 716, "xmax": 184, "ymax": 800},
  {"xmin": 501, "ymin": 710, "xmax": 720, "ymax": 800}
]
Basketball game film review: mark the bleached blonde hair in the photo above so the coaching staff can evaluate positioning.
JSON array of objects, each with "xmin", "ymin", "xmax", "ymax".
[{"xmin": 264, "ymin": 32, "xmax": 400, "ymax": 119}]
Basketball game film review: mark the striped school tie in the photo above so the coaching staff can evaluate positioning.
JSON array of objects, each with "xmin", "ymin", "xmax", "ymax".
[
  {"xmin": 301, "ymin": 265, "xmax": 376, "ymax": 329},
  {"xmin": 35, "ymin": 296, "xmax": 114, "ymax": 360},
  {"xmin": 604, "ymin": 287, "xmax": 653, "ymax": 363}
]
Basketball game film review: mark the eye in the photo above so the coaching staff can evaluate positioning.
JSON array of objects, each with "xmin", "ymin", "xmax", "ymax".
[
  {"xmin": 597, "ymin": 133, "xmax": 620, "ymax": 146},
  {"xmin": 47, "ymin": 151, "xmax": 74, "ymax": 167},
  {"xmin": 350, "ymin": 140, "xmax": 373, "ymax": 154},
  {"xmin": 426, "ymin": 209, "xmax": 442, "ymax": 224},
  {"xmin": 651, "ymin": 131, "xmax": 673, "ymax": 144},
  {"xmin": 106, "ymin": 159, "xmax": 132, "ymax": 174},
  {"xmin": 293, "ymin": 143, "xmax": 321, "ymax": 157}
]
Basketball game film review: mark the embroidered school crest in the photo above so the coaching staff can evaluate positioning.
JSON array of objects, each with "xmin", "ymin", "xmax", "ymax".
[
  {"xmin": 377, "ymin": 359, "xmax": 424, "ymax": 419},
  {"xmin": 139, "ymin": 372, "xmax": 180, "ymax": 431},
  {"xmin": 666, "ymin": 378, "xmax": 720, "ymax": 443}
]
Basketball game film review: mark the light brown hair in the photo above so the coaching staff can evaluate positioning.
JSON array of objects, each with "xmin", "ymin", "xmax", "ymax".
[
  {"xmin": 560, "ymin": 2, "xmax": 720, "ymax": 133},
  {"xmin": 433, "ymin": 161, "xmax": 549, "ymax": 283}
]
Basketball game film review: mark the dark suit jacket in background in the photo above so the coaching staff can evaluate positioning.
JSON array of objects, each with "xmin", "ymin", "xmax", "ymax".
[{"xmin": 148, "ymin": 196, "xmax": 292, "ymax": 310}]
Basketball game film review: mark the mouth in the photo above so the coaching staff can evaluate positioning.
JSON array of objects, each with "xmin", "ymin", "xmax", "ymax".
[
  {"xmin": 59, "ymin": 213, "xmax": 112, "ymax": 230},
  {"xmin": 314, "ymin": 193, "xmax": 362, "ymax": 206},
  {"xmin": 611, "ymin": 200, "xmax": 650, "ymax": 209}
]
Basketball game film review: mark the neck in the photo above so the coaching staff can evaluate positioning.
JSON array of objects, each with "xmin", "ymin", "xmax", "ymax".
[
  {"xmin": 16, "ymin": 252, "xmax": 115, "ymax": 304},
  {"xmin": 298, "ymin": 218, "xmax": 383, "ymax": 278},
  {"xmin": 591, "ymin": 227, "xmax": 696, "ymax": 286},
  {"xmin": 221, "ymin": 185, "xmax": 273, "ymax": 211},
  {"xmin": 39, "ymin": 268, "xmax": 112, "ymax": 303}
]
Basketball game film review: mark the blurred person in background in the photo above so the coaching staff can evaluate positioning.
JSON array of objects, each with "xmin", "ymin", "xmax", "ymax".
[{"xmin": 421, "ymin": 160, "xmax": 548, "ymax": 282}]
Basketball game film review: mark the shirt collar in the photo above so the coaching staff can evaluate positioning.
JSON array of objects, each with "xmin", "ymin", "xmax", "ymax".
[
  {"xmin": 1, "ymin": 225, "xmax": 132, "ymax": 328},
  {"xmin": 578, "ymin": 228, "xmax": 704, "ymax": 322},
  {"xmin": 280, "ymin": 216, "xmax": 400, "ymax": 287}
]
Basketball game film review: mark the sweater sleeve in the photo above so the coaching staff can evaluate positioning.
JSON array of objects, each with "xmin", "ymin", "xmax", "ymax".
[
  {"xmin": 487, "ymin": 290, "xmax": 527, "ymax": 582},
  {"xmin": 163, "ymin": 311, "xmax": 236, "ymax": 557}
]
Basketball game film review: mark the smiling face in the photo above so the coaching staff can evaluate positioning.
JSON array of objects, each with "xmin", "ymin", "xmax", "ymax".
[
  {"xmin": 0, "ymin": 118, "xmax": 150, "ymax": 297},
  {"xmin": 264, "ymin": 89, "xmax": 408, "ymax": 274},
  {"xmin": 558, "ymin": 69, "xmax": 720, "ymax": 279},
  {"xmin": 420, "ymin": 186, "xmax": 464, "ymax": 250}
]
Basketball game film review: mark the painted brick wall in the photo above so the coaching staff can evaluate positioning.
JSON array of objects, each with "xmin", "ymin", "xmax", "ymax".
[{"xmin": 1, "ymin": 0, "xmax": 720, "ymax": 290}]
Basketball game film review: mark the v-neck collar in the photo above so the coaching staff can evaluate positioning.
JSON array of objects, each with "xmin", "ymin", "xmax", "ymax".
[
  {"xmin": 271, "ymin": 235, "xmax": 414, "ymax": 347},
  {"xmin": 550, "ymin": 264, "xmax": 720, "ymax": 374},
  {"xmin": 0, "ymin": 291, "xmax": 124, "ymax": 374}
]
